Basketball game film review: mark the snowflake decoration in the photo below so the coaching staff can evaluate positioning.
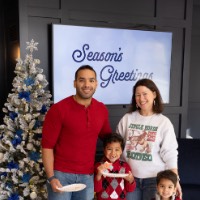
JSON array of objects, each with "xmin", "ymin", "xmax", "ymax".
[{"xmin": 26, "ymin": 39, "xmax": 38, "ymax": 54}]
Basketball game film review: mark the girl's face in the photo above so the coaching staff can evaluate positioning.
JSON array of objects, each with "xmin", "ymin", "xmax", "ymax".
[
  {"xmin": 135, "ymin": 86, "xmax": 156, "ymax": 115},
  {"xmin": 104, "ymin": 142, "xmax": 122, "ymax": 163},
  {"xmin": 157, "ymin": 178, "xmax": 176, "ymax": 200}
]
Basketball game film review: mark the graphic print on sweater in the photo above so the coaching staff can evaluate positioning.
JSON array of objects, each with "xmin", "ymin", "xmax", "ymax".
[{"xmin": 126, "ymin": 123, "xmax": 158, "ymax": 161}]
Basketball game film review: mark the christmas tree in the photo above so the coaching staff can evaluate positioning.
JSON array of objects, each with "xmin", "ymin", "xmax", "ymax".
[{"xmin": 0, "ymin": 39, "xmax": 52, "ymax": 200}]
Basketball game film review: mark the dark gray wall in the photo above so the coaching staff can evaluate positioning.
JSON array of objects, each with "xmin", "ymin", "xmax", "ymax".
[
  {"xmin": 0, "ymin": 0, "xmax": 19, "ymax": 123},
  {"xmin": 188, "ymin": 0, "xmax": 200, "ymax": 138},
  {"xmin": 1, "ymin": 0, "xmax": 196, "ymax": 138},
  {"xmin": 0, "ymin": 2, "xmax": 5, "ymax": 121}
]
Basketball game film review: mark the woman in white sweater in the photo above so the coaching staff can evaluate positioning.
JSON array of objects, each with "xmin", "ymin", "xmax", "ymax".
[{"xmin": 116, "ymin": 78, "xmax": 182, "ymax": 200}]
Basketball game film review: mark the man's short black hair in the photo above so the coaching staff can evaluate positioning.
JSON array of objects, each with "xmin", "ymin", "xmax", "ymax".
[{"xmin": 75, "ymin": 65, "xmax": 97, "ymax": 80}]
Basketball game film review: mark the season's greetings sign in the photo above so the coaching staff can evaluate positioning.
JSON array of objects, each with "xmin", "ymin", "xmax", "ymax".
[{"xmin": 52, "ymin": 24, "xmax": 172, "ymax": 104}]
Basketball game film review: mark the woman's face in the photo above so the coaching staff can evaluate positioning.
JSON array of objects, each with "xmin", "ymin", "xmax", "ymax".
[{"xmin": 135, "ymin": 86, "xmax": 156, "ymax": 115}]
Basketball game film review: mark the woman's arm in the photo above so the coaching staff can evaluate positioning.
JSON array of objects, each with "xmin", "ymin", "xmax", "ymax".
[{"xmin": 171, "ymin": 168, "xmax": 182, "ymax": 199}]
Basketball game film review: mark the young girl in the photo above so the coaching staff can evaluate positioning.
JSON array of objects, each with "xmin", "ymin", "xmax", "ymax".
[
  {"xmin": 94, "ymin": 133, "xmax": 136, "ymax": 200},
  {"xmin": 152, "ymin": 170, "xmax": 181, "ymax": 200}
]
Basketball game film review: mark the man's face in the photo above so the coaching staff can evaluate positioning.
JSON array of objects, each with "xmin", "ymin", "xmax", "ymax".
[{"xmin": 74, "ymin": 69, "xmax": 98, "ymax": 100}]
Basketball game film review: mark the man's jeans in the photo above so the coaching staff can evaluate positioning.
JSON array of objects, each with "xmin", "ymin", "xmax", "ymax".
[{"xmin": 47, "ymin": 170, "xmax": 94, "ymax": 200}]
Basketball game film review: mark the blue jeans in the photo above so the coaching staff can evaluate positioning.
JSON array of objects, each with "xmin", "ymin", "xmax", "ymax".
[
  {"xmin": 47, "ymin": 170, "xmax": 94, "ymax": 200},
  {"xmin": 126, "ymin": 177, "xmax": 157, "ymax": 200}
]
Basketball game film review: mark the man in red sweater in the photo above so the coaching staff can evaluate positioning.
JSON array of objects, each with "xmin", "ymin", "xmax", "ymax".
[{"xmin": 42, "ymin": 65, "xmax": 112, "ymax": 200}]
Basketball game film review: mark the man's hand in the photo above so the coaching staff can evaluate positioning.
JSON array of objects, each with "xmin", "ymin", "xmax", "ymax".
[{"xmin": 49, "ymin": 178, "xmax": 63, "ymax": 192}]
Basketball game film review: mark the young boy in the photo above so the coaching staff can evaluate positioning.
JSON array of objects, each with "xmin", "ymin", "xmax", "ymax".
[
  {"xmin": 94, "ymin": 133, "xmax": 136, "ymax": 200},
  {"xmin": 152, "ymin": 170, "xmax": 181, "ymax": 200}
]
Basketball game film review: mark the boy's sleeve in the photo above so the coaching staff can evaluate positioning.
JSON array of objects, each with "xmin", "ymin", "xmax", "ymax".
[{"xmin": 125, "ymin": 179, "xmax": 136, "ymax": 192}]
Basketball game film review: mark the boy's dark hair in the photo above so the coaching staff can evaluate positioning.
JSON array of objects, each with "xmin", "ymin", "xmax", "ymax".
[
  {"xmin": 103, "ymin": 133, "xmax": 125, "ymax": 151},
  {"xmin": 75, "ymin": 65, "xmax": 97, "ymax": 80},
  {"xmin": 156, "ymin": 170, "xmax": 178, "ymax": 187}
]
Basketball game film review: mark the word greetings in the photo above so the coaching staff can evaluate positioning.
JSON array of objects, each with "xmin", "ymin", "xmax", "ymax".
[{"xmin": 72, "ymin": 44, "xmax": 153, "ymax": 88}]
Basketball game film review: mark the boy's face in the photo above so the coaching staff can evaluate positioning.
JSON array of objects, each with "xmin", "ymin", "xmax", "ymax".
[
  {"xmin": 157, "ymin": 178, "xmax": 176, "ymax": 200},
  {"xmin": 104, "ymin": 142, "xmax": 122, "ymax": 163}
]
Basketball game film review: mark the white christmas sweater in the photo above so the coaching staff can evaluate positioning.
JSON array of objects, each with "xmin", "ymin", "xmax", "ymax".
[{"xmin": 116, "ymin": 111, "xmax": 178, "ymax": 178}]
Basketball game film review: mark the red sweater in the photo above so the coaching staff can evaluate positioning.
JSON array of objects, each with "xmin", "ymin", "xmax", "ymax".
[
  {"xmin": 42, "ymin": 96, "xmax": 112, "ymax": 174},
  {"xmin": 94, "ymin": 158, "xmax": 136, "ymax": 200}
]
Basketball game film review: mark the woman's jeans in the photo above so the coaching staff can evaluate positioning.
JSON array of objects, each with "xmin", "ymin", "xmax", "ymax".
[
  {"xmin": 126, "ymin": 177, "xmax": 157, "ymax": 200},
  {"xmin": 47, "ymin": 170, "xmax": 94, "ymax": 200}
]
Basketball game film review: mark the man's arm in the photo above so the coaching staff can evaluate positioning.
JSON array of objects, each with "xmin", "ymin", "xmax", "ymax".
[
  {"xmin": 42, "ymin": 148, "xmax": 62, "ymax": 192},
  {"xmin": 42, "ymin": 148, "xmax": 54, "ymax": 178}
]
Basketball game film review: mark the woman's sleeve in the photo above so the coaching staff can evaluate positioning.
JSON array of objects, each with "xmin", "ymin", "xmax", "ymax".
[{"xmin": 159, "ymin": 118, "xmax": 178, "ymax": 169}]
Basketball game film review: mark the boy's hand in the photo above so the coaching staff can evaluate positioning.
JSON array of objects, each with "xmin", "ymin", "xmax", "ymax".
[
  {"xmin": 96, "ymin": 161, "xmax": 113, "ymax": 180},
  {"xmin": 124, "ymin": 171, "xmax": 134, "ymax": 184},
  {"xmin": 97, "ymin": 161, "xmax": 112, "ymax": 174}
]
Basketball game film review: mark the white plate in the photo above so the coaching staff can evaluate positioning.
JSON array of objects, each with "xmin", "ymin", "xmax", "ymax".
[
  {"xmin": 102, "ymin": 172, "xmax": 128, "ymax": 178},
  {"xmin": 57, "ymin": 183, "xmax": 86, "ymax": 192}
]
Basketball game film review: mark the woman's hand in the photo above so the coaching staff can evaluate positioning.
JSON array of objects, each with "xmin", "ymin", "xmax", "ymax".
[{"xmin": 176, "ymin": 181, "xmax": 182, "ymax": 199}]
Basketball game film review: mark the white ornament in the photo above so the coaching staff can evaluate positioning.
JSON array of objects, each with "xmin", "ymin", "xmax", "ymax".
[
  {"xmin": 25, "ymin": 114, "xmax": 32, "ymax": 122},
  {"xmin": 28, "ymin": 86, "xmax": 32, "ymax": 90},
  {"xmin": 30, "ymin": 191, "xmax": 37, "ymax": 199},
  {"xmin": 36, "ymin": 74, "xmax": 43, "ymax": 81},
  {"xmin": 23, "ymin": 187, "xmax": 30, "ymax": 197},
  {"xmin": 0, "ymin": 168, "xmax": 6, "ymax": 172},
  {"xmin": 27, "ymin": 143, "xmax": 34, "ymax": 150},
  {"xmin": 34, "ymin": 59, "xmax": 40, "ymax": 64}
]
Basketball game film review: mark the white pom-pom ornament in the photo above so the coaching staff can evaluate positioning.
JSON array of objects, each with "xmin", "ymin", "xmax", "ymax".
[
  {"xmin": 36, "ymin": 74, "xmax": 43, "ymax": 81},
  {"xmin": 30, "ymin": 191, "xmax": 37, "ymax": 199},
  {"xmin": 27, "ymin": 143, "xmax": 34, "ymax": 150},
  {"xmin": 25, "ymin": 113, "xmax": 32, "ymax": 122}
]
